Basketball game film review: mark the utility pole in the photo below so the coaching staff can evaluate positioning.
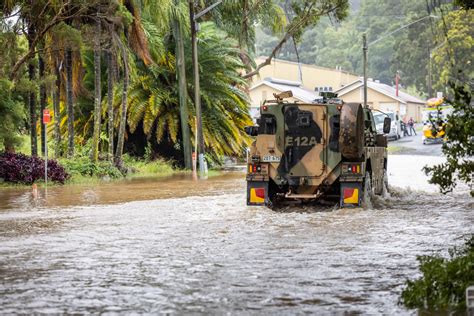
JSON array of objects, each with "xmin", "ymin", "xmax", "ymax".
[
  {"xmin": 189, "ymin": 0, "xmax": 222, "ymax": 177},
  {"xmin": 173, "ymin": 3, "xmax": 192, "ymax": 170},
  {"xmin": 363, "ymin": 33, "xmax": 368, "ymax": 108},
  {"xmin": 428, "ymin": 49, "xmax": 432, "ymax": 98},
  {"xmin": 189, "ymin": 1, "xmax": 206, "ymax": 176},
  {"xmin": 395, "ymin": 70, "xmax": 400, "ymax": 96}
]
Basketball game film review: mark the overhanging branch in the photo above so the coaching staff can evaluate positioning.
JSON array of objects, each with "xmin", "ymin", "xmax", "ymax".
[{"xmin": 241, "ymin": 2, "xmax": 345, "ymax": 79}]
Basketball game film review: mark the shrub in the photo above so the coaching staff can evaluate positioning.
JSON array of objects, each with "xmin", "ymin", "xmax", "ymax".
[
  {"xmin": 122, "ymin": 154, "xmax": 174, "ymax": 176},
  {"xmin": 0, "ymin": 152, "xmax": 69, "ymax": 184},
  {"xmin": 60, "ymin": 157, "xmax": 123, "ymax": 179},
  {"xmin": 401, "ymin": 235, "xmax": 474, "ymax": 311}
]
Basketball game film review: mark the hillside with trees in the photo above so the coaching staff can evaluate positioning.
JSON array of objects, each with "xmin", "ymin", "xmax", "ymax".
[{"xmin": 256, "ymin": 0, "xmax": 472, "ymax": 98}]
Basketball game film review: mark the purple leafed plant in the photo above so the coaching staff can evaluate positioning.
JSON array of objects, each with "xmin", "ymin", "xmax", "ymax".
[{"xmin": 0, "ymin": 152, "xmax": 70, "ymax": 184}]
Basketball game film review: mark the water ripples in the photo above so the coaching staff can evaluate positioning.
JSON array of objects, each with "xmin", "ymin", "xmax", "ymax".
[{"xmin": 0, "ymin": 157, "xmax": 472, "ymax": 314}]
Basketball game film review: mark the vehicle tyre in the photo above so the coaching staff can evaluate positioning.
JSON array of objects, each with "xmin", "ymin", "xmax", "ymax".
[
  {"xmin": 382, "ymin": 169, "xmax": 389, "ymax": 197},
  {"xmin": 362, "ymin": 171, "xmax": 373, "ymax": 209},
  {"xmin": 373, "ymin": 168, "xmax": 386, "ymax": 196},
  {"xmin": 339, "ymin": 103, "xmax": 364, "ymax": 160},
  {"xmin": 265, "ymin": 182, "xmax": 277, "ymax": 208}
]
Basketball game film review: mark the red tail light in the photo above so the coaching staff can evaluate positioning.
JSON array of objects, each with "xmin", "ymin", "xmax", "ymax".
[{"xmin": 254, "ymin": 188, "xmax": 265, "ymax": 199}]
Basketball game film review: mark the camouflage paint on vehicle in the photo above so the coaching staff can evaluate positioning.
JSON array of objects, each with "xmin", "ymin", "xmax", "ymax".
[{"xmin": 246, "ymin": 91, "xmax": 388, "ymax": 208}]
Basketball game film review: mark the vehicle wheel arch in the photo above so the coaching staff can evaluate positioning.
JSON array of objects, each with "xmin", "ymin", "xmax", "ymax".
[{"xmin": 365, "ymin": 157, "xmax": 373, "ymax": 176}]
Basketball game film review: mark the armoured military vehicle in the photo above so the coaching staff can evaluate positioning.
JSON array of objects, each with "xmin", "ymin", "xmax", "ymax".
[{"xmin": 245, "ymin": 91, "xmax": 391, "ymax": 208}]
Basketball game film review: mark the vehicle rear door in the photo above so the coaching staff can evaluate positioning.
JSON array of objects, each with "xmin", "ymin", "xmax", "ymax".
[{"xmin": 282, "ymin": 104, "xmax": 327, "ymax": 177}]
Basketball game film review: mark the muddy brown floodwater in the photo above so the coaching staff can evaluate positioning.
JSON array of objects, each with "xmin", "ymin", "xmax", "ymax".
[{"xmin": 0, "ymin": 155, "xmax": 472, "ymax": 314}]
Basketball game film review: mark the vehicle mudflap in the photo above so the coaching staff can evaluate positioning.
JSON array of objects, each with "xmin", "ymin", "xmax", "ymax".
[
  {"xmin": 247, "ymin": 181, "xmax": 269, "ymax": 206},
  {"xmin": 340, "ymin": 182, "xmax": 363, "ymax": 207}
]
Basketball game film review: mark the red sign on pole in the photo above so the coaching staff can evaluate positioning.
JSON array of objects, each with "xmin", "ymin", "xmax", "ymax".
[{"xmin": 43, "ymin": 109, "xmax": 51, "ymax": 124}]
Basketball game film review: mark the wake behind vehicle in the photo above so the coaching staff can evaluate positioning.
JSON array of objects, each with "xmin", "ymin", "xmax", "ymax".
[{"xmin": 245, "ymin": 91, "xmax": 391, "ymax": 208}]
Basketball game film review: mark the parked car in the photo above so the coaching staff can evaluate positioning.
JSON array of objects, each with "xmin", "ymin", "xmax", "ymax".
[{"xmin": 373, "ymin": 111, "xmax": 402, "ymax": 140}]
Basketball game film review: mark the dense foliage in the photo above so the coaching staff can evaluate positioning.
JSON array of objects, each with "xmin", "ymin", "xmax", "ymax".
[
  {"xmin": 1, "ymin": 0, "xmax": 351, "ymax": 169},
  {"xmin": 401, "ymin": 235, "xmax": 474, "ymax": 311},
  {"xmin": 423, "ymin": 82, "xmax": 473, "ymax": 196},
  {"xmin": 256, "ymin": 0, "xmax": 473, "ymax": 97},
  {"xmin": 0, "ymin": 79, "xmax": 25, "ymax": 151},
  {"xmin": 0, "ymin": 152, "xmax": 69, "ymax": 184},
  {"xmin": 127, "ymin": 22, "xmax": 253, "ymax": 160},
  {"xmin": 60, "ymin": 157, "xmax": 123, "ymax": 179}
]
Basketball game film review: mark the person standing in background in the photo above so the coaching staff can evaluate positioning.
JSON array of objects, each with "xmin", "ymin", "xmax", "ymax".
[{"xmin": 408, "ymin": 117, "xmax": 417, "ymax": 136}]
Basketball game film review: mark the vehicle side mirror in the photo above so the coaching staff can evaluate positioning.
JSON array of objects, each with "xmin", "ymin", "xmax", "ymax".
[
  {"xmin": 244, "ymin": 126, "xmax": 259, "ymax": 136},
  {"xmin": 383, "ymin": 117, "xmax": 391, "ymax": 134}
]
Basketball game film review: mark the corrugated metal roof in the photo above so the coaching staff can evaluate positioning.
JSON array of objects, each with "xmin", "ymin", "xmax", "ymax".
[
  {"xmin": 369, "ymin": 81, "xmax": 425, "ymax": 104},
  {"xmin": 335, "ymin": 79, "xmax": 425, "ymax": 104}
]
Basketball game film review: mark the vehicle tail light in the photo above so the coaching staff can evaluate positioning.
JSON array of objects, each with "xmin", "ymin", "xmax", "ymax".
[{"xmin": 248, "ymin": 163, "xmax": 268, "ymax": 174}]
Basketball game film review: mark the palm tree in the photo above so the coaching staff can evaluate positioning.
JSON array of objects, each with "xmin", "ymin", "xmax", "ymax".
[
  {"xmin": 106, "ymin": 50, "xmax": 115, "ymax": 162},
  {"xmin": 52, "ymin": 54, "xmax": 62, "ymax": 158},
  {"xmin": 2, "ymin": 1, "xmax": 96, "ymax": 158},
  {"xmin": 187, "ymin": 22, "xmax": 252, "ymax": 157},
  {"xmin": 38, "ymin": 42, "xmax": 47, "ymax": 156},
  {"xmin": 112, "ymin": 0, "xmax": 154, "ymax": 164},
  {"xmin": 45, "ymin": 20, "xmax": 82, "ymax": 158},
  {"xmin": 91, "ymin": 11, "xmax": 102, "ymax": 162},
  {"xmin": 127, "ymin": 22, "xmax": 252, "ymax": 161},
  {"xmin": 27, "ymin": 30, "xmax": 38, "ymax": 157},
  {"xmin": 114, "ymin": 33, "xmax": 130, "ymax": 163},
  {"xmin": 142, "ymin": 0, "xmax": 192, "ymax": 168},
  {"xmin": 172, "ymin": 9, "xmax": 192, "ymax": 169},
  {"xmin": 25, "ymin": 1, "xmax": 39, "ymax": 156},
  {"xmin": 65, "ymin": 46, "xmax": 74, "ymax": 157}
]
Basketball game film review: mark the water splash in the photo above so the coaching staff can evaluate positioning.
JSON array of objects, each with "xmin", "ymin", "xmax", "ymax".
[{"xmin": 0, "ymin": 156, "xmax": 472, "ymax": 314}]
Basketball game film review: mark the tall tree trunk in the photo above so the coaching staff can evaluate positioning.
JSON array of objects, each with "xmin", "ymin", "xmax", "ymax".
[
  {"xmin": 107, "ymin": 51, "xmax": 114, "ymax": 162},
  {"xmin": 114, "ymin": 39, "xmax": 129, "ymax": 163},
  {"xmin": 28, "ymin": 27, "xmax": 38, "ymax": 157},
  {"xmin": 91, "ymin": 17, "xmax": 102, "ymax": 162},
  {"xmin": 173, "ymin": 18, "xmax": 192, "ymax": 170},
  {"xmin": 53, "ymin": 59, "xmax": 62, "ymax": 158},
  {"xmin": 4, "ymin": 141, "xmax": 15, "ymax": 154},
  {"xmin": 66, "ymin": 48, "xmax": 74, "ymax": 158},
  {"xmin": 39, "ymin": 50, "xmax": 46, "ymax": 157}
]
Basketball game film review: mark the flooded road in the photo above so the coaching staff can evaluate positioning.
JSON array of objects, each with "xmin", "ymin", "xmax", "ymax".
[{"xmin": 0, "ymin": 155, "xmax": 472, "ymax": 314}]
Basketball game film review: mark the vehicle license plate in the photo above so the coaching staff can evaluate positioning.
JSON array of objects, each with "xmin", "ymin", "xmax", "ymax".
[{"xmin": 262, "ymin": 155, "xmax": 281, "ymax": 162}]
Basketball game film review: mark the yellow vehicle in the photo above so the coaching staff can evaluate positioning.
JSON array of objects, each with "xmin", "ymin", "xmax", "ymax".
[{"xmin": 421, "ymin": 98, "xmax": 452, "ymax": 145}]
